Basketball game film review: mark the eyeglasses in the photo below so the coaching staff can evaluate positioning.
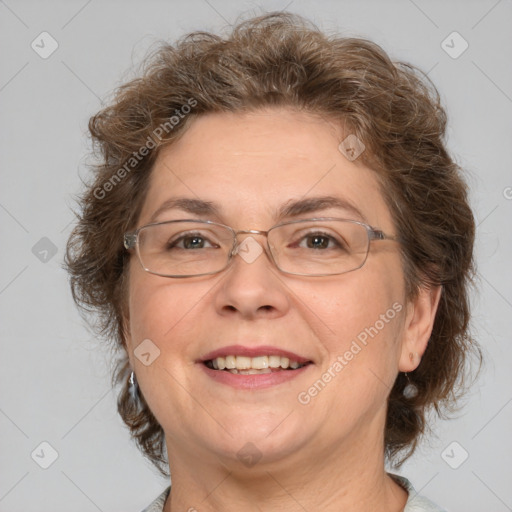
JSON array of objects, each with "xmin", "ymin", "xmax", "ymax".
[{"xmin": 123, "ymin": 218, "xmax": 398, "ymax": 278}]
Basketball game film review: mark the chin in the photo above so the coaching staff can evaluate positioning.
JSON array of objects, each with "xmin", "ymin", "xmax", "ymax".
[{"xmin": 214, "ymin": 417, "xmax": 308, "ymax": 459}]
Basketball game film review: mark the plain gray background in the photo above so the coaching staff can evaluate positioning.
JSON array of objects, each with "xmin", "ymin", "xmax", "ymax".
[{"xmin": 1, "ymin": 0, "xmax": 511, "ymax": 511}]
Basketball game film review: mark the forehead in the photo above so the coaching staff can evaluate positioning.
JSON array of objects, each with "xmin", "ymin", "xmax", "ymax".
[{"xmin": 138, "ymin": 108, "xmax": 393, "ymax": 229}]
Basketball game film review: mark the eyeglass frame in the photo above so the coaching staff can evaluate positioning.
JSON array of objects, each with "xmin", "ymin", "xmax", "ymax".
[{"xmin": 123, "ymin": 217, "xmax": 399, "ymax": 278}]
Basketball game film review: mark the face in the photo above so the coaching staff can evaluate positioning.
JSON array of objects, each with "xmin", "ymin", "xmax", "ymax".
[{"xmin": 125, "ymin": 108, "xmax": 411, "ymax": 472}]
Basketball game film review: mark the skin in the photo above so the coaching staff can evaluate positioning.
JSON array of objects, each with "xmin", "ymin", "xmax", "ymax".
[{"xmin": 124, "ymin": 108, "xmax": 441, "ymax": 512}]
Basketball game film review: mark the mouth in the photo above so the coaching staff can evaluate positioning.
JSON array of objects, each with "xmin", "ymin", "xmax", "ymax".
[
  {"xmin": 204, "ymin": 355, "xmax": 312, "ymax": 375},
  {"xmin": 198, "ymin": 345, "xmax": 314, "ymax": 376}
]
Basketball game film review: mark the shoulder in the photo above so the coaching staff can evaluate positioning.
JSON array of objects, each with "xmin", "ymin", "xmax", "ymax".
[
  {"xmin": 140, "ymin": 486, "xmax": 171, "ymax": 512},
  {"xmin": 390, "ymin": 474, "xmax": 447, "ymax": 512}
]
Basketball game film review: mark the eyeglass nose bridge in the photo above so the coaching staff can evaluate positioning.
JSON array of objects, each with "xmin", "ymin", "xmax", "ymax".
[{"xmin": 229, "ymin": 228, "xmax": 271, "ymax": 258}]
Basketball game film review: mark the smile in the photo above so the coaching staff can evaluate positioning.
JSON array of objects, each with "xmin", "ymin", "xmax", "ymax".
[{"xmin": 205, "ymin": 355, "xmax": 310, "ymax": 374}]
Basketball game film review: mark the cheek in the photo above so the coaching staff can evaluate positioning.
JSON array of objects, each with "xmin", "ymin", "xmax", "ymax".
[
  {"xmin": 125, "ymin": 271, "xmax": 208, "ymax": 421},
  {"xmin": 307, "ymin": 260, "xmax": 406, "ymax": 378},
  {"xmin": 127, "ymin": 269, "xmax": 197, "ymax": 349},
  {"xmin": 316, "ymin": 275, "xmax": 401, "ymax": 336}
]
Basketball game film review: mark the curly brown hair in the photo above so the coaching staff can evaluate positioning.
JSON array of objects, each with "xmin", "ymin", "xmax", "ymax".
[{"xmin": 65, "ymin": 12, "xmax": 481, "ymax": 477}]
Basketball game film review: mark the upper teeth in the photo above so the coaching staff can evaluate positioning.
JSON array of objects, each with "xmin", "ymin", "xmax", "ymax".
[{"xmin": 210, "ymin": 355, "xmax": 302, "ymax": 370}]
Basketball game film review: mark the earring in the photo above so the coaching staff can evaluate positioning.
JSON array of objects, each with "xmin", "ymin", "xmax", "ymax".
[
  {"xmin": 129, "ymin": 370, "xmax": 139, "ymax": 401},
  {"xmin": 403, "ymin": 352, "xmax": 418, "ymax": 398},
  {"xmin": 403, "ymin": 372, "xmax": 418, "ymax": 399}
]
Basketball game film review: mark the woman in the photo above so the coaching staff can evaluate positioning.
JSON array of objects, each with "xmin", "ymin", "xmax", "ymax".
[{"xmin": 65, "ymin": 12, "xmax": 480, "ymax": 512}]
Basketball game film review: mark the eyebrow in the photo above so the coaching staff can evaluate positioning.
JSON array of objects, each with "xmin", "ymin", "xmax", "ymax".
[{"xmin": 148, "ymin": 195, "xmax": 368, "ymax": 224}]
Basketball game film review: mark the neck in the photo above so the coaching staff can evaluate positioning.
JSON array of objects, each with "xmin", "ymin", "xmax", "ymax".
[{"xmin": 163, "ymin": 422, "xmax": 407, "ymax": 512}]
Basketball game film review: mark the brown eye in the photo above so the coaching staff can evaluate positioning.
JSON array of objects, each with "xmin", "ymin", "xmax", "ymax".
[{"xmin": 167, "ymin": 234, "xmax": 216, "ymax": 250}]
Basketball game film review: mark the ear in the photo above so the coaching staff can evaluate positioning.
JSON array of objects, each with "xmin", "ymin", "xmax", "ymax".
[{"xmin": 398, "ymin": 284, "xmax": 442, "ymax": 372}]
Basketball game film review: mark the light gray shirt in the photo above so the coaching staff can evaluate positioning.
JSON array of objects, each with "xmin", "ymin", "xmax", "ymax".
[{"xmin": 141, "ymin": 475, "xmax": 446, "ymax": 512}]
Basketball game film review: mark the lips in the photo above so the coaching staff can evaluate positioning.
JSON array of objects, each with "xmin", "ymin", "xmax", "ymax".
[{"xmin": 196, "ymin": 345, "xmax": 314, "ymax": 389}]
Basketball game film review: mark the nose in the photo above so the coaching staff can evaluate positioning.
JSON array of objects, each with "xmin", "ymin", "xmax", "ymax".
[{"xmin": 213, "ymin": 233, "xmax": 290, "ymax": 319}]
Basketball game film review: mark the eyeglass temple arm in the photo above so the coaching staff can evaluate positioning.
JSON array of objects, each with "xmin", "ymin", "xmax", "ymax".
[{"xmin": 369, "ymin": 229, "xmax": 399, "ymax": 242}]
